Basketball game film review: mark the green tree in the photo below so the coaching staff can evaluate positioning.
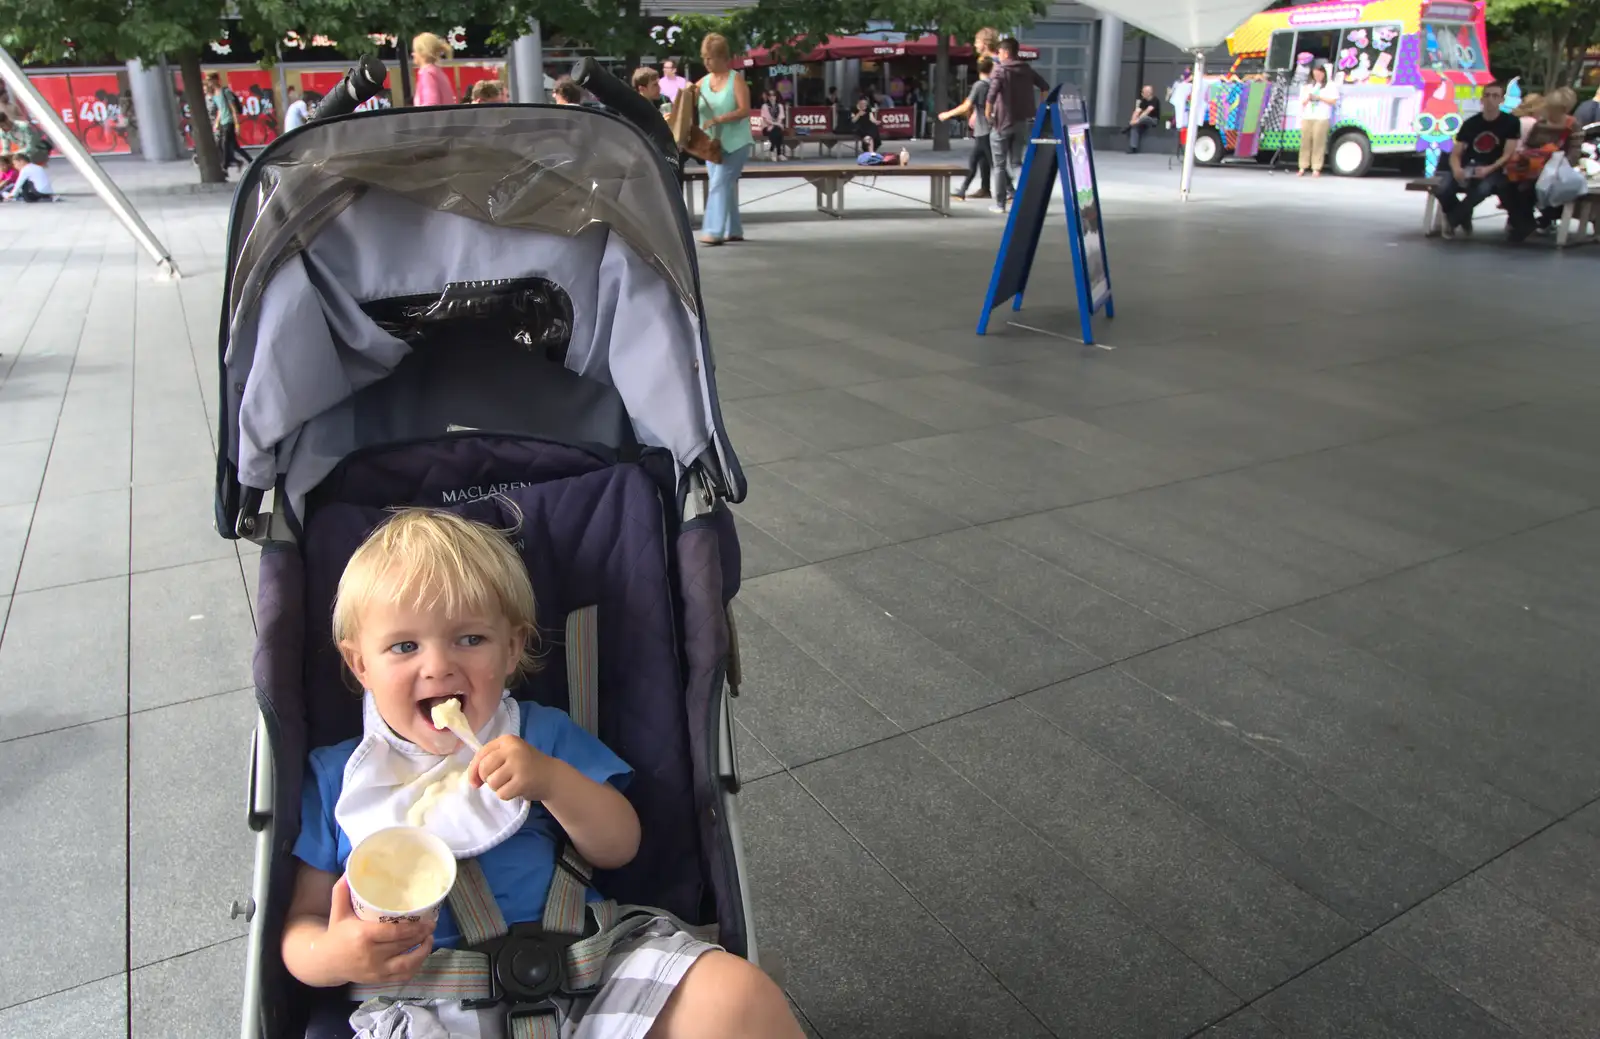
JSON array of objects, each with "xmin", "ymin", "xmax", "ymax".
[
  {"xmin": 1485, "ymin": 0, "xmax": 1600, "ymax": 91},
  {"xmin": 2, "ymin": 0, "xmax": 231, "ymax": 180}
]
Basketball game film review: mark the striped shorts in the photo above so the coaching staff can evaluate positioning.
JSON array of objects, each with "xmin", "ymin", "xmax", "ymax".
[
  {"xmin": 345, "ymin": 917, "xmax": 717, "ymax": 1039},
  {"xmin": 558, "ymin": 915, "xmax": 719, "ymax": 1039}
]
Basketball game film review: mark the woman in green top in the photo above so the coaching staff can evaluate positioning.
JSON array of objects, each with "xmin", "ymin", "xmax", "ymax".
[
  {"xmin": 0, "ymin": 113, "xmax": 48, "ymax": 163},
  {"xmin": 695, "ymin": 32, "xmax": 753, "ymax": 245}
]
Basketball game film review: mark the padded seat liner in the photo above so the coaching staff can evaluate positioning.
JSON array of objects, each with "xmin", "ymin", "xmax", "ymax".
[{"xmin": 300, "ymin": 458, "xmax": 699, "ymax": 917}]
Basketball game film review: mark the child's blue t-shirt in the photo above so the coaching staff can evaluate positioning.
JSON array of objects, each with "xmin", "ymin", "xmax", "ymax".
[{"xmin": 293, "ymin": 702, "xmax": 632, "ymax": 949}]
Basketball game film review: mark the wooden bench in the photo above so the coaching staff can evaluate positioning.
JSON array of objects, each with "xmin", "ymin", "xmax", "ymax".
[
  {"xmin": 682, "ymin": 159, "xmax": 969, "ymax": 220},
  {"xmin": 751, "ymin": 131, "xmax": 857, "ymax": 160},
  {"xmin": 1408, "ymin": 176, "xmax": 1600, "ymax": 247}
]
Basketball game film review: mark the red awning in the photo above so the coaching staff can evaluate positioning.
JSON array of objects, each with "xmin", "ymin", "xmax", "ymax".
[{"xmin": 737, "ymin": 34, "xmax": 1038, "ymax": 68}]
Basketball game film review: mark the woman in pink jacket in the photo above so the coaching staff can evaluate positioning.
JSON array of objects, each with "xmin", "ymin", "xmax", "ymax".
[{"xmin": 412, "ymin": 33, "xmax": 457, "ymax": 106}]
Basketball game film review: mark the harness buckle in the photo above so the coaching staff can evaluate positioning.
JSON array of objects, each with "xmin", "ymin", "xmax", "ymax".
[{"xmin": 461, "ymin": 923, "xmax": 579, "ymax": 1009}]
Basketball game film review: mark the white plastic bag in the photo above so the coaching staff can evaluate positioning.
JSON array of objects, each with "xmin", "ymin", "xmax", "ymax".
[{"xmin": 1535, "ymin": 152, "xmax": 1586, "ymax": 210}]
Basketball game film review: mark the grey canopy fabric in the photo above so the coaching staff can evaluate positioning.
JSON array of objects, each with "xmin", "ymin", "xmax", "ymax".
[{"xmin": 220, "ymin": 105, "xmax": 742, "ymax": 518}]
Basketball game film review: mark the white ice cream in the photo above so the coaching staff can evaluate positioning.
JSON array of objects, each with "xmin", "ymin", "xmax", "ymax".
[{"xmin": 347, "ymin": 827, "xmax": 455, "ymax": 913}]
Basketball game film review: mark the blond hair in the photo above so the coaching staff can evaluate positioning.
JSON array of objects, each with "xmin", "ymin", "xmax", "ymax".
[
  {"xmin": 333, "ymin": 508, "xmax": 539, "ymax": 679},
  {"xmin": 1512, "ymin": 93, "xmax": 1544, "ymax": 118},
  {"xmin": 1546, "ymin": 86, "xmax": 1576, "ymax": 113},
  {"xmin": 412, "ymin": 32, "xmax": 452, "ymax": 64},
  {"xmin": 975, "ymin": 27, "xmax": 1000, "ymax": 54},
  {"xmin": 700, "ymin": 32, "xmax": 731, "ymax": 65}
]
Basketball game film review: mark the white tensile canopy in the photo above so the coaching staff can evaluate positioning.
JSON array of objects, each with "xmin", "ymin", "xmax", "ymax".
[{"xmin": 1087, "ymin": 0, "xmax": 1278, "ymax": 197}]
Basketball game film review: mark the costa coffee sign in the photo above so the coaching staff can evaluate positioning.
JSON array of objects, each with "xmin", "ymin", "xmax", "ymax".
[
  {"xmin": 792, "ymin": 106, "xmax": 831, "ymax": 130},
  {"xmin": 878, "ymin": 106, "xmax": 914, "ymax": 138}
]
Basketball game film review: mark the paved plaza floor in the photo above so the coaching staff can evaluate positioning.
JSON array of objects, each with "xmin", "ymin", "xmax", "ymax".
[{"xmin": 3, "ymin": 148, "xmax": 1599, "ymax": 1038}]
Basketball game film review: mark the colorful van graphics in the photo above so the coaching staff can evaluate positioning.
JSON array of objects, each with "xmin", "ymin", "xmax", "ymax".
[{"xmin": 1186, "ymin": 0, "xmax": 1493, "ymax": 175}]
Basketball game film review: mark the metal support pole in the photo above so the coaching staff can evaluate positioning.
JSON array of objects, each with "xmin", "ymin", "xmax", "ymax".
[
  {"xmin": 1094, "ymin": 15, "xmax": 1124, "ymax": 127},
  {"xmin": 1179, "ymin": 50, "xmax": 1205, "ymax": 201},
  {"xmin": 0, "ymin": 45, "xmax": 180, "ymax": 278},
  {"xmin": 510, "ymin": 22, "xmax": 545, "ymax": 103}
]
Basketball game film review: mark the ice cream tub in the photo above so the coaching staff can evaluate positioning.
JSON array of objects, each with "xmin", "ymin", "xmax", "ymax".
[{"xmin": 346, "ymin": 825, "xmax": 458, "ymax": 923}]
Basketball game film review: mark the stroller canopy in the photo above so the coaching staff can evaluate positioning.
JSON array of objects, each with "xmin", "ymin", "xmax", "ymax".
[{"xmin": 215, "ymin": 104, "xmax": 743, "ymax": 534}]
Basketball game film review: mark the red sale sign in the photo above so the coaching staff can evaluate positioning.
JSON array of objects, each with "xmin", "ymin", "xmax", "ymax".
[
  {"xmin": 29, "ymin": 76, "xmax": 73, "ymax": 152},
  {"xmin": 69, "ymin": 73, "xmax": 131, "ymax": 153},
  {"xmin": 227, "ymin": 69, "xmax": 279, "ymax": 146}
]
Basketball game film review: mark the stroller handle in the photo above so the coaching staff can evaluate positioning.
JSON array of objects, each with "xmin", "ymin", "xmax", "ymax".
[
  {"xmin": 570, "ymin": 57, "xmax": 681, "ymax": 170},
  {"xmin": 312, "ymin": 55, "xmax": 388, "ymax": 122}
]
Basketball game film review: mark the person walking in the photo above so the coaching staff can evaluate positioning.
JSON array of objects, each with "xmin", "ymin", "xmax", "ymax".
[
  {"xmin": 206, "ymin": 74, "xmax": 251, "ymax": 173},
  {"xmin": 411, "ymin": 32, "xmax": 458, "ymax": 107},
  {"xmin": 1297, "ymin": 62, "xmax": 1337, "ymax": 176},
  {"xmin": 696, "ymin": 32, "xmax": 753, "ymax": 245},
  {"xmin": 985, "ymin": 37, "xmax": 1051, "ymax": 213},
  {"xmin": 939, "ymin": 56, "xmax": 993, "ymax": 200}
]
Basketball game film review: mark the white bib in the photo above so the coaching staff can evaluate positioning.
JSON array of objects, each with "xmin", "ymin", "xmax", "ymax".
[{"xmin": 336, "ymin": 691, "xmax": 530, "ymax": 859}]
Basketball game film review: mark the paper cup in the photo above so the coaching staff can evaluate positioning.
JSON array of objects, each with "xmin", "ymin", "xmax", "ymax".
[{"xmin": 346, "ymin": 826, "xmax": 457, "ymax": 924}]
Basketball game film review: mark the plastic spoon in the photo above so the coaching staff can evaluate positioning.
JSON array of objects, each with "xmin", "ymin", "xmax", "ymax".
[{"xmin": 430, "ymin": 697, "xmax": 482, "ymax": 753}]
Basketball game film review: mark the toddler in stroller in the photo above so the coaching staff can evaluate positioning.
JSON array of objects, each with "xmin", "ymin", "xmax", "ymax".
[
  {"xmin": 215, "ymin": 63, "xmax": 792, "ymax": 1039},
  {"xmin": 283, "ymin": 509, "xmax": 797, "ymax": 1038}
]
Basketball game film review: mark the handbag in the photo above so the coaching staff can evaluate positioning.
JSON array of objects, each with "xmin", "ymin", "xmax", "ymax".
[
  {"xmin": 1536, "ymin": 152, "xmax": 1586, "ymax": 210},
  {"xmin": 667, "ymin": 83, "xmax": 723, "ymax": 164}
]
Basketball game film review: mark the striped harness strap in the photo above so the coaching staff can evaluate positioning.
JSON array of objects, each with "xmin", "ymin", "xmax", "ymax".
[{"xmin": 350, "ymin": 608, "xmax": 611, "ymax": 1038}]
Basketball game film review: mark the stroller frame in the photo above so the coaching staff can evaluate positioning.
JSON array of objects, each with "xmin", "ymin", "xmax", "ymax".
[{"xmin": 215, "ymin": 91, "xmax": 759, "ymax": 1039}]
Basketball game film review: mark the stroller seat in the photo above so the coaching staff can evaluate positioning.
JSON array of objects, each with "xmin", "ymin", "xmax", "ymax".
[{"xmin": 220, "ymin": 104, "xmax": 752, "ymax": 1039}]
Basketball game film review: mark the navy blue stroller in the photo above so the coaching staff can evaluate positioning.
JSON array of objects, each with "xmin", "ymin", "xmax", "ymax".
[{"xmin": 213, "ymin": 62, "xmax": 755, "ymax": 1038}]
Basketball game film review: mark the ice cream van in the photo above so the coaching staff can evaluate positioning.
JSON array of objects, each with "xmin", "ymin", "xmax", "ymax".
[{"xmin": 1177, "ymin": 0, "xmax": 1494, "ymax": 176}]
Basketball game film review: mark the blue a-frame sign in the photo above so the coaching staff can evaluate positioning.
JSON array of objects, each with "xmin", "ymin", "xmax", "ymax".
[{"xmin": 977, "ymin": 85, "xmax": 1114, "ymax": 344}]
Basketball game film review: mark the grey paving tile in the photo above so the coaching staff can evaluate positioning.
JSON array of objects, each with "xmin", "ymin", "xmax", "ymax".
[
  {"xmin": 738, "ymin": 388, "xmax": 941, "ymax": 453},
  {"xmin": 130, "ymin": 690, "xmax": 255, "ymax": 965},
  {"xmin": 131, "ymin": 477, "xmax": 236, "ymax": 573},
  {"xmin": 36, "ymin": 429, "xmax": 132, "ymax": 501},
  {"xmin": 797, "ymin": 735, "xmax": 1238, "ymax": 1037},
  {"xmin": 1194, "ymin": 1007, "xmax": 1286, "ymax": 1037},
  {"xmin": 1026, "ymin": 669, "xmax": 1460, "ymax": 928},
  {"xmin": 129, "ymin": 558, "xmax": 254, "ymax": 711},
  {"xmin": 0, "ymin": 974, "xmax": 126, "ymax": 1035},
  {"xmin": 731, "ymin": 472, "xmax": 890, "ymax": 564},
  {"xmin": 1478, "ymin": 816, "xmax": 1600, "ymax": 944},
  {"xmin": 948, "ymin": 354, "xmax": 1191, "ymax": 413},
  {"xmin": 762, "ymin": 455, "xmax": 965, "ymax": 542},
  {"xmin": 844, "ymin": 372, "xmax": 1052, "ymax": 432},
  {"xmin": 898, "ymin": 423, "xmax": 1171, "ymax": 511},
  {"xmin": 55, "ymin": 386, "xmax": 134, "ymax": 439},
  {"xmin": 828, "ymin": 442, "xmax": 1034, "ymax": 525},
  {"xmin": 1136, "ymin": 620, "xmax": 1555, "ymax": 864},
  {"xmin": 1018, "ymin": 412, "xmax": 1222, "ymax": 482},
  {"xmin": 0, "ymin": 501, "xmax": 31, "ymax": 591},
  {"xmin": 1254, "ymin": 937, "xmax": 1517, "ymax": 1038},
  {"xmin": 1378, "ymin": 875, "xmax": 1600, "ymax": 1039},
  {"xmin": 130, "ymin": 415, "xmax": 216, "ymax": 487},
  {"xmin": 734, "ymin": 719, "xmax": 784, "ymax": 782},
  {"xmin": 0, "ymin": 578, "xmax": 128, "ymax": 738},
  {"xmin": 0, "ymin": 439, "xmax": 50, "ymax": 507},
  {"xmin": 818, "ymin": 545, "xmax": 1100, "ymax": 694},
  {"xmin": 714, "ymin": 352, "xmax": 831, "ymax": 396},
  {"xmin": 0, "ymin": 719, "xmax": 126, "ymax": 1005},
  {"xmin": 132, "ymin": 938, "xmax": 247, "ymax": 1037},
  {"xmin": 918, "ymin": 701, "xmax": 1359, "ymax": 997},
  {"xmin": 907, "ymin": 526, "xmax": 1186, "ymax": 662},
  {"xmin": 988, "ymin": 510, "xmax": 1262, "ymax": 634},
  {"xmin": 1060, "ymin": 485, "xmax": 1392, "ymax": 610},
  {"xmin": 731, "ymin": 515, "xmax": 806, "ymax": 580},
  {"xmin": 740, "ymin": 773, "xmax": 1051, "ymax": 1039},
  {"xmin": 1283, "ymin": 589, "xmax": 1600, "ymax": 812},
  {"xmin": 730, "ymin": 606, "xmax": 899, "ymax": 768},
  {"xmin": 740, "ymin": 566, "xmax": 1004, "ymax": 730},
  {"xmin": 721, "ymin": 404, "xmax": 821, "ymax": 465},
  {"xmin": 14, "ymin": 488, "xmax": 129, "ymax": 592},
  {"xmin": 0, "ymin": 398, "xmax": 62, "ymax": 445}
]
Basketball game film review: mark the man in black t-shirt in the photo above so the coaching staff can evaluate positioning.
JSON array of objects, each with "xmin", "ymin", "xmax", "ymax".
[{"xmin": 1432, "ymin": 81, "xmax": 1520, "ymax": 235}]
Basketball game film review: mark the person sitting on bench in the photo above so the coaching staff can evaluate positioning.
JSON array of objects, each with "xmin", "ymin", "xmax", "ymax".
[
  {"xmin": 851, "ymin": 97, "xmax": 881, "ymax": 153},
  {"xmin": 1433, "ymin": 80, "xmax": 1519, "ymax": 236}
]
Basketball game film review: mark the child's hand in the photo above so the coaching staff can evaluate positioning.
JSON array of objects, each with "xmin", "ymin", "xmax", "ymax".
[
  {"xmin": 468, "ymin": 734, "xmax": 556, "ymax": 803},
  {"xmin": 323, "ymin": 875, "xmax": 435, "ymax": 985}
]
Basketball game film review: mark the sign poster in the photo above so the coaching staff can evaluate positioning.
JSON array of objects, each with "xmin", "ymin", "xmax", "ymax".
[
  {"xmin": 68, "ymin": 74, "xmax": 132, "ymax": 154},
  {"xmin": 226, "ymin": 69, "xmax": 278, "ymax": 146},
  {"xmin": 28, "ymin": 76, "xmax": 73, "ymax": 152},
  {"xmin": 1065, "ymin": 126, "xmax": 1109, "ymax": 309},
  {"xmin": 976, "ymin": 86, "xmax": 1114, "ymax": 344}
]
